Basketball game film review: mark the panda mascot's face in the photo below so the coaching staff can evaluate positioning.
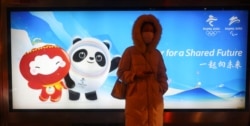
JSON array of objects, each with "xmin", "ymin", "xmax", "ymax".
[
  {"xmin": 67, "ymin": 38, "xmax": 111, "ymax": 92},
  {"xmin": 72, "ymin": 45, "xmax": 107, "ymax": 75}
]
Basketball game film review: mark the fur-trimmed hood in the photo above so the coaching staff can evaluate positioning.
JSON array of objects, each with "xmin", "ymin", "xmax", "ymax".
[{"xmin": 132, "ymin": 14, "xmax": 162, "ymax": 53}]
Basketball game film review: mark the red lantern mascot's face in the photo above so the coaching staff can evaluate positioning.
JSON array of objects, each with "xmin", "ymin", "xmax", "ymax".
[{"xmin": 19, "ymin": 44, "xmax": 70, "ymax": 102}]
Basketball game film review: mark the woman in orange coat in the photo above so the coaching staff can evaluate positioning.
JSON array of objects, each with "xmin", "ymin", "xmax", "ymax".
[{"xmin": 117, "ymin": 14, "xmax": 168, "ymax": 126}]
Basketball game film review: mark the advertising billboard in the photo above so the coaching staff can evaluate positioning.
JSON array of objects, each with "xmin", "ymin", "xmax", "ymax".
[{"xmin": 8, "ymin": 8, "xmax": 249, "ymax": 110}]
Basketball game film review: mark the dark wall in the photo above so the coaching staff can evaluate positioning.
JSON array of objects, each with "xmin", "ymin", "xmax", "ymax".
[{"xmin": 1, "ymin": 0, "xmax": 249, "ymax": 126}]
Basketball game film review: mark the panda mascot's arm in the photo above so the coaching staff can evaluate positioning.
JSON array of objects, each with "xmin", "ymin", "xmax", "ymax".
[
  {"xmin": 64, "ymin": 73, "xmax": 75, "ymax": 88},
  {"xmin": 65, "ymin": 73, "xmax": 82, "ymax": 100},
  {"xmin": 110, "ymin": 56, "xmax": 121, "ymax": 72},
  {"xmin": 102, "ymin": 41, "xmax": 121, "ymax": 72}
]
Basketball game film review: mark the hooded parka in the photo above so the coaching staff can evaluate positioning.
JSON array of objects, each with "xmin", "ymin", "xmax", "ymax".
[{"xmin": 117, "ymin": 14, "xmax": 168, "ymax": 126}]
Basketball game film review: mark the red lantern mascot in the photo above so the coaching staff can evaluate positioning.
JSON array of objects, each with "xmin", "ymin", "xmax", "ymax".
[{"xmin": 19, "ymin": 43, "xmax": 70, "ymax": 102}]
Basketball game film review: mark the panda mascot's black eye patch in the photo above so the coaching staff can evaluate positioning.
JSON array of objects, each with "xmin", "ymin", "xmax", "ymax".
[
  {"xmin": 95, "ymin": 52, "xmax": 106, "ymax": 67},
  {"xmin": 73, "ymin": 49, "xmax": 87, "ymax": 62}
]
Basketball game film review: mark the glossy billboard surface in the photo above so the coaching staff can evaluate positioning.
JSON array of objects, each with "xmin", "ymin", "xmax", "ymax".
[{"xmin": 9, "ymin": 10, "xmax": 248, "ymax": 110}]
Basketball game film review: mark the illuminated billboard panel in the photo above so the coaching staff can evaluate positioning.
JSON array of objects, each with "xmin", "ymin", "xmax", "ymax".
[{"xmin": 8, "ymin": 9, "xmax": 249, "ymax": 110}]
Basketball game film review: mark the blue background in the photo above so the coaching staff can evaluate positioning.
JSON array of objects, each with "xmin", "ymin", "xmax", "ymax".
[{"xmin": 10, "ymin": 10, "xmax": 249, "ymax": 108}]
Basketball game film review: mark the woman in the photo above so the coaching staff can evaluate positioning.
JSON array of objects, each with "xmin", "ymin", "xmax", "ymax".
[{"xmin": 117, "ymin": 14, "xmax": 168, "ymax": 126}]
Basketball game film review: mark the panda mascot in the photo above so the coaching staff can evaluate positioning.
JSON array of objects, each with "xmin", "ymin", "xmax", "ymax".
[{"xmin": 65, "ymin": 37, "xmax": 120, "ymax": 100}]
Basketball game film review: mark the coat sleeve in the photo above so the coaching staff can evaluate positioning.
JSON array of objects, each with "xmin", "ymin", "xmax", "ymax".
[
  {"xmin": 157, "ymin": 53, "xmax": 168, "ymax": 94},
  {"xmin": 117, "ymin": 48, "xmax": 136, "ymax": 84}
]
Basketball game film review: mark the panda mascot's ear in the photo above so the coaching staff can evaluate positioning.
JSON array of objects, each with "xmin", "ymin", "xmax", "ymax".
[
  {"xmin": 73, "ymin": 38, "xmax": 82, "ymax": 44},
  {"xmin": 103, "ymin": 41, "xmax": 110, "ymax": 49}
]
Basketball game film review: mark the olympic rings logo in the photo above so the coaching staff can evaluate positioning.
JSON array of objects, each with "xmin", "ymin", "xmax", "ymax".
[{"xmin": 205, "ymin": 30, "xmax": 220, "ymax": 37}]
